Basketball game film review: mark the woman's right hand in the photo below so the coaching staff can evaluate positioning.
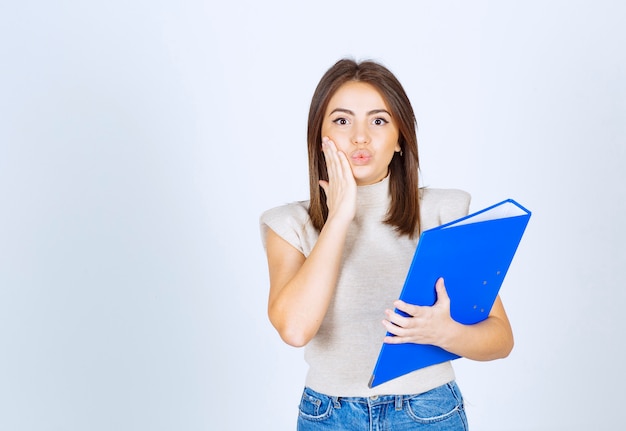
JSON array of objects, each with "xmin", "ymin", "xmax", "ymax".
[{"xmin": 318, "ymin": 137, "xmax": 357, "ymax": 225}]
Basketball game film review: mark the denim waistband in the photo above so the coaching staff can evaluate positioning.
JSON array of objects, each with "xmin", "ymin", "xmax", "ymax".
[
  {"xmin": 303, "ymin": 386, "xmax": 443, "ymax": 410},
  {"xmin": 298, "ymin": 382, "xmax": 467, "ymax": 430}
]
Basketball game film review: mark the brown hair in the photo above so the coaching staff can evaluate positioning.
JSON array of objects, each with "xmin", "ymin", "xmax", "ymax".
[{"xmin": 307, "ymin": 58, "xmax": 421, "ymax": 237}]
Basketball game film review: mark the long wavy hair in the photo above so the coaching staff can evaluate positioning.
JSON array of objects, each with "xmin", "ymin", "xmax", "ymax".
[{"xmin": 307, "ymin": 59, "xmax": 421, "ymax": 238}]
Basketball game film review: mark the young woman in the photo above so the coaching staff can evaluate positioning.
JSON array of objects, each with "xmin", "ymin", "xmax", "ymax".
[{"xmin": 260, "ymin": 59, "xmax": 513, "ymax": 430}]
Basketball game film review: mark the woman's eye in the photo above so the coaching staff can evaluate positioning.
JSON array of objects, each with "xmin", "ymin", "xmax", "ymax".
[
  {"xmin": 333, "ymin": 117, "xmax": 349, "ymax": 125},
  {"xmin": 373, "ymin": 118, "xmax": 388, "ymax": 126}
]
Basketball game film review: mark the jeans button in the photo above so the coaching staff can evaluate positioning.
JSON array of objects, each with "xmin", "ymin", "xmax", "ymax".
[{"xmin": 370, "ymin": 395, "xmax": 378, "ymax": 400}]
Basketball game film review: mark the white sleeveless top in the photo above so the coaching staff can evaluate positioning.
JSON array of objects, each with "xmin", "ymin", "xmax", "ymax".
[{"xmin": 260, "ymin": 176, "xmax": 470, "ymax": 397}]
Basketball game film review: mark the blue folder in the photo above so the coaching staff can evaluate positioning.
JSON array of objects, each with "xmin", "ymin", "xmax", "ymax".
[{"xmin": 368, "ymin": 199, "xmax": 531, "ymax": 388}]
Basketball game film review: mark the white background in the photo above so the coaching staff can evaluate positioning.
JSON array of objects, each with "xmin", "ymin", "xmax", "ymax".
[{"xmin": 1, "ymin": 1, "xmax": 625, "ymax": 430}]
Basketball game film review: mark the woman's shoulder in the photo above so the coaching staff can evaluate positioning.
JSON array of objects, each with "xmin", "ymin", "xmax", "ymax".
[
  {"xmin": 420, "ymin": 188, "xmax": 472, "ymax": 228},
  {"xmin": 260, "ymin": 200, "xmax": 311, "ymax": 226},
  {"xmin": 421, "ymin": 188, "xmax": 471, "ymax": 206},
  {"xmin": 259, "ymin": 200, "xmax": 317, "ymax": 254}
]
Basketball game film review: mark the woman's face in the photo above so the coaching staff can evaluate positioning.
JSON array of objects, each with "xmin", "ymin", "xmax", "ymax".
[{"xmin": 321, "ymin": 81, "xmax": 401, "ymax": 186}]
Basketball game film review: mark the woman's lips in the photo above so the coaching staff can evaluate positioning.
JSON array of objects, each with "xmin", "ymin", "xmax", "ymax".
[{"xmin": 350, "ymin": 150, "xmax": 372, "ymax": 165}]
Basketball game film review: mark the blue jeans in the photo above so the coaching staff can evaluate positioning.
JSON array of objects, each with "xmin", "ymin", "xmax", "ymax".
[{"xmin": 297, "ymin": 382, "xmax": 468, "ymax": 430}]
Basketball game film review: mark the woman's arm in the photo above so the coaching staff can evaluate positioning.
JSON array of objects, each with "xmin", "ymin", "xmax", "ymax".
[
  {"xmin": 265, "ymin": 139, "xmax": 355, "ymax": 347},
  {"xmin": 382, "ymin": 278, "xmax": 514, "ymax": 360}
]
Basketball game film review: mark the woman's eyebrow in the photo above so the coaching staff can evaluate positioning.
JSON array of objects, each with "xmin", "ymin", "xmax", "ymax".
[
  {"xmin": 329, "ymin": 108, "xmax": 355, "ymax": 116},
  {"xmin": 368, "ymin": 109, "xmax": 391, "ymax": 116}
]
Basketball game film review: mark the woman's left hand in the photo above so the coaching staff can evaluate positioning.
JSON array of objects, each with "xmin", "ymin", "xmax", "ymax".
[
  {"xmin": 382, "ymin": 277, "xmax": 456, "ymax": 346},
  {"xmin": 382, "ymin": 278, "xmax": 514, "ymax": 360}
]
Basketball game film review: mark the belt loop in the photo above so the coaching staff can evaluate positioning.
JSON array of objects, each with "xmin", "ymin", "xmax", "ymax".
[
  {"xmin": 332, "ymin": 396, "xmax": 341, "ymax": 409},
  {"xmin": 395, "ymin": 395, "xmax": 403, "ymax": 411}
]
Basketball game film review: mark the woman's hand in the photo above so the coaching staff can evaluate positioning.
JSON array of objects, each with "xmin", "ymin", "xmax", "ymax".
[
  {"xmin": 318, "ymin": 137, "xmax": 357, "ymax": 225},
  {"xmin": 381, "ymin": 277, "xmax": 514, "ymax": 360},
  {"xmin": 382, "ymin": 277, "xmax": 455, "ymax": 346}
]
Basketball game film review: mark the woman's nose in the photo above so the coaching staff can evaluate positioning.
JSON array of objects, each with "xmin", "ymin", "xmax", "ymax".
[{"xmin": 352, "ymin": 122, "xmax": 370, "ymax": 145}]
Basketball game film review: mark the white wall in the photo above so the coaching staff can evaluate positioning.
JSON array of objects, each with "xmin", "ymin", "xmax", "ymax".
[{"xmin": 1, "ymin": 1, "xmax": 625, "ymax": 430}]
